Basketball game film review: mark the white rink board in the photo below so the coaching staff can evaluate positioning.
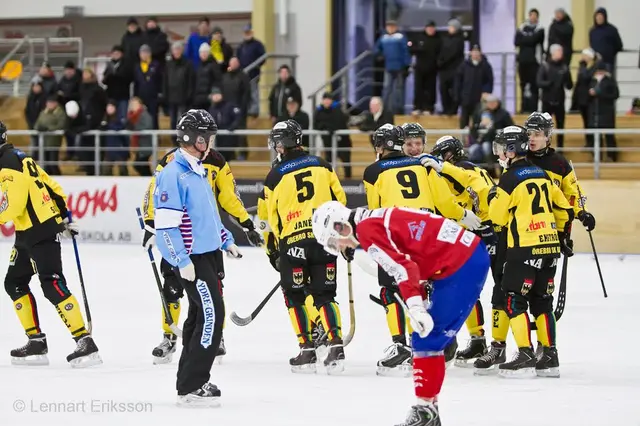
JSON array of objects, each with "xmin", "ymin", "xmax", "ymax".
[{"xmin": 0, "ymin": 245, "xmax": 638, "ymax": 426}]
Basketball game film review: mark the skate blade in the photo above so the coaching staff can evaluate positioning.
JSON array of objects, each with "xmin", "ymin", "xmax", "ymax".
[
  {"xmin": 536, "ymin": 367, "xmax": 560, "ymax": 378},
  {"xmin": 291, "ymin": 363, "xmax": 317, "ymax": 374},
  {"xmin": 454, "ymin": 358, "xmax": 480, "ymax": 369},
  {"xmin": 376, "ymin": 364, "xmax": 412, "ymax": 378},
  {"xmin": 445, "ymin": 359, "xmax": 455, "ymax": 369},
  {"xmin": 11, "ymin": 354, "xmax": 49, "ymax": 366},
  {"xmin": 70, "ymin": 352, "xmax": 103, "ymax": 368},
  {"xmin": 177, "ymin": 395, "xmax": 221, "ymax": 408},
  {"xmin": 325, "ymin": 359, "xmax": 345, "ymax": 375},
  {"xmin": 214, "ymin": 355, "xmax": 224, "ymax": 365},
  {"xmin": 473, "ymin": 365, "xmax": 500, "ymax": 376},
  {"xmin": 498, "ymin": 367, "xmax": 536, "ymax": 379},
  {"xmin": 153, "ymin": 354, "xmax": 173, "ymax": 365}
]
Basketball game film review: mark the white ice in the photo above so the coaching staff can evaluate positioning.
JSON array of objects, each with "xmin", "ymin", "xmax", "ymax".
[{"xmin": 0, "ymin": 243, "xmax": 638, "ymax": 426}]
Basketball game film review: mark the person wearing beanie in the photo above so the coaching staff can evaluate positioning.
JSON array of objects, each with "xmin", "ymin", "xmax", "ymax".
[
  {"xmin": 589, "ymin": 8, "xmax": 623, "ymax": 72},
  {"xmin": 548, "ymin": 8, "xmax": 574, "ymax": 66},
  {"xmin": 515, "ymin": 8, "xmax": 545, "ymax": 113},
  {"xmin": 572, "ymin": 48, "xmax": 600, "ymax": 147},
  {"xmin": 268, "ymin": 64, "xmax": 302, "ymax": 123},
  {"xmin": 193, "ymin": 43, "xmax": 223, "ymax": 109},
  {"xmin": 102, "ymin": 44, "xmax": 132, "ymax": 121},
  {"xmin": 408, "ymin": 20, "xmax": 441, "ymax": 115},
  {"xmin": 455, "ymin": 44, "xmax": 494, "ymax": 129},
  {"xmin": 374, "ymin": 19, "xmax": 411, "ymax": 114},
  {"xmin": 536, "ymin": 44, "xmax": 572, "ymax": 148},
  {"xmin": 142, "ymin": 16, "xmax": 169, "ymax": 67},
  {"xmin": 185, "ymin": 17, "xmax": 212, "ymax": 68},
  {"xmin": 437, "ymin": 18, "xmax": 465, "ymax": 115},
  {"xmin": 133, "ymin": 44, "xmax": 162, "ymax": 129},
  {"xmin": 121, "ymin": 16, "xmax": 144, "ymax": 68},
  {"xmin": 33, "ymin": 93, "xmax": 66, "ymax": 175},
  {"xmin": 588, "ymin": 61, "xmax": 619, "ymax": 162},
  {"xmin": 57, "ymin": 60, "xmax": 82, "ymax": 104}
]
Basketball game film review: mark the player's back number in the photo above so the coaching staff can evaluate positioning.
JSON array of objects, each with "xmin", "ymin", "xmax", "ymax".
[
  {"xmin": 396, "ymin": 170, "xmax": 420, "ymax": 199},
  {"xmin": 294, "ymin": 171, "xmax": 315, "ymax": 202}
]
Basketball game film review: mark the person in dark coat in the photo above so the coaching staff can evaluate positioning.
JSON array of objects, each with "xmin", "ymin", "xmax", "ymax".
[
  {"xmin": 588, "ymin": 62, "xmax": 619, "ymax": 162},
  {"xmin": 313, "ymin": 92, "xmax": 352, "ymax": 178},
  {"xmin": 547, "ymin": 8, "xmax": 573, "ymax": 66},
  {"xmin": 236, "ymin": 24, "xmax": 266, "ymax": 117},
  {"xmin": 437, "ymin": 19, "xmax": 465, "ymax": 116},
  {"xmin": 78, "ymin": 69, "xmax": 108, "ymax": 175},
  {"xmin": 210, "ymin": 26, "xmax": 235, "ymax": 75},
  {"xmin": 514, "ymin": 8, "xmax": 544, "ymax": 113},
  {"xmin": 589, "ymin": 8, "xmax": 623, "ymax": 73},
  {"xmin": 163, "ymin": 41, "xmax": 194, "ymax": 130},
  {"xmin": 470, "ymin": 95, "xmax": 514, "ymax": 173},
  {"xmin": 100, "ymin": 100, "xmax": 129, "ymax": 176},
  {"xmin": 102, "ymin": 45, "xmax": 132, "ymax": 121},
  {"xmin": 36, "ymin": 62, "xmax": 58, "ymax": 97},
  {"xmin": 25, "ymin": 81, "xmax": 47, "ymax": 159},
  {"xmin": 268, "ymin": 65, "xmax": 303, "ymax": 124},
  {"xmin": 121, "ymin": 17, "xmax": 145, "ymax": 68},
  {"xmin": 133, "ymin": 44, "xmax": 162, "ymax": 129},
  {"xmin": 221, "ymin": 57, "xmax": 250, "ymax": 114},
  {"xmin": 185, "ymin": 17, "xmax": 211, "ymax": 69},
  {"xmin": 409, "ymin": 20, "xmax": 441, "ymax": 115},
  {"xmin": 57, "ymin": 61, "xmax": 82, "ymax": 104},
  {"xmin": 455, "ymin": 45, "xmax": 494, "ymax": 129},
  {"xmin": 358, "ymin": 96, "xmax": 394, "ymax": 146},
  {"xmin": 33, "ymin": 94, "xmax": 66, "ymax": 175},
  {"xmin": 193, "ymin": 44, "xmax": 223, "ymax": 110},
  {"xmin": 277, "ymin": 97, "xmax": 310, "ymax": 148},
  {"xmin": 208, "ymin": 88, "xmax": 242, "ymax": 162},
  {"xmin": 572, "ymin": 48, "xmax": 599, "ymax": 148},
  {"xmin": 537, "ymin": 44, "xmax": 573, "ymax": 148},
  {"xmin": 142, "ymin": 17, "xmax": 169, "ymax": 67}
]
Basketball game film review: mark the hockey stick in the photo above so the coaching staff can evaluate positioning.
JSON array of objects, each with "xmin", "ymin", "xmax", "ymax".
[
  {"xmin": 230, "ymin": 281, "xmax": 281, "ymax": 326},
  {"xmin": 343, "ymin": 261, "xmax": 356, "ymax": 346},
  {"xmin": 554, "ymin": 253, "xmax": 569, "ymax": 320},
  {"xmin": 135, "ymin": 208, "xmax": 182, "ymax": 337},
  {"xmin": 67, "ymin": 212, "xmax": 93, "ymax": 334}
]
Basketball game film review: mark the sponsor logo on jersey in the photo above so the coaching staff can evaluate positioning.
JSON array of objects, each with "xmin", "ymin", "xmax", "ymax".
[
  {"xmin": 9, "ymin": 247, "xmax": 17, "ymax": 266},
  {"xmin": 407, "ymin": 220, "xmax": 426, "ymax": 241},
  {"xmin": 287, "ymin": 246, "xmax": 306, "ymax": 259},
  {"xmin": 65, "ymin": 303, "xmax": 74, "ymax": 311},
  {"xmin": 286, "ymin": 210, "xmax": 302, "ymax": 222},
  {"xmin": 547, "ymin": 278, "xmax": 555, "ymax": 295},
  {"xmin": 538, "ymin": 233, "xmax": 559, "ymax": 243},
  {"xmin": 521, "ymin": 279, "xmax": 533, "ymax": 295},
  {"xmin": 292, "ymin": 268, "xmax": 304, "ymax": 285},
  {"xmin": 0, "ymin": 193, "xmax": 8, "ymax": 213},
  {"xmin": 15, "ymin": 303, "xmax": 22, "ymax": 310},
  {"xmin": 326, "ymin": 263, "xmax": 336, "ymax": 281},
  {"xmin": 528, "ymin": 220, "xmax": 547, "ymax": 231},
  {"xmin": 160, "ymin": 191, "xmax": 169, "ymax": 202},
  {"xmin": 196, "ymin": 280, "xmax": 215, "ymax": 349}
]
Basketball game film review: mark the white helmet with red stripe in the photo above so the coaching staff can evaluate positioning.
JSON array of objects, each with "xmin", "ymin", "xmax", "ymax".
[{"xmin": 312, "ymin": 201, "xmax": 353, "ymax": 256}]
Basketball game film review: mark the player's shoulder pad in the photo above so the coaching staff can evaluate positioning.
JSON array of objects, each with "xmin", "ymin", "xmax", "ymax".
[
  {"xmin": 455, "ymin": 160, "xmax": 477, "ymax": 171},
  {"xmin": 363, "ymin": 161, "xmax": 383, "ymax": 185},
  {"xmin": 0, "ymin": 147, "xmax": 26, "ymax": 173},
  {"xmin": 203, "ymin": 149, "xmax": 227, "ymax": 168},
  {"xmin": 158, "ymin": 148, "xmax": 178, "ymax": 168},
  {"xmin": 500, "ymin": 163, "xmax": 546, "ymax": 194}
]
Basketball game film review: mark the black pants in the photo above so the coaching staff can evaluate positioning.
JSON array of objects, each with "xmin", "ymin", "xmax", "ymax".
[
  {"xmin": 169, "ymin": 104, "xmax": 188, "ymax": 131},
  {"xmin": 413, "ymin": 70, "xmax": 437, "ymax": 113},
  {"xmin": 161, "ymin": 252, "xmax": 225, "ymax": 304},
  {"xmin": 518, "ymin": 62, "xmax": 539, "ymax": 113},
  {"xmin": 501, "ymin": 258, "xmax": 557, "ymax": 318},
  {"xmin": 439, "ymin": 74, "xmax": 457, "ymax": 115},
  {"xmin": 44, "ymin": 146, "xmax": 61, "ymax": 176},
  {"xmin": 459, "ymin": 103, "xmax": 479, "ymax": 129},
  {"xmin": 322, "ymin": 136, "xmax": 352, "ymax": 178},
  {"xmin": 79, "ymin": 135, "xmax": 97, "ymax": 176},
  {"xmin": 175, "ymin": 251, "xmax": 225, "ymax": 395},
  {"xmin": 542, "ymin": 102, "xmax": 566, "ymax": 148},
  {"xmin": 578, "ymin": 106, "xmax": 594, "ymax": 149}
]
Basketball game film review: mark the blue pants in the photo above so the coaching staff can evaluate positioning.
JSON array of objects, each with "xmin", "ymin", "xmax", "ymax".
[{"xmin": 412, "ymin": 244, "xmax": 490, "ymax": 355}]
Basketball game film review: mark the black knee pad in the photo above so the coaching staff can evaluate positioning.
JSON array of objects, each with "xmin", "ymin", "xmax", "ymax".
[
  {"xmin": 379, "ymin": 286, "xmax": 399, "ymax": 307},
  {"xmin": 530, "ymin": 295, "xmax": 554, "ymax": 318},
  {"xmin": 163, "ymin": 276, "xmax": 184, "ymax": 303},
  {"xmin": 4, "ymin": 278, "xmax": 30, "ymax": 301},
  {"xmin": 504, "ymin": 292, "xmax": 528, "ymax": 318},
  {"xmin": 311, "ymin": 289, "xmax": 336, "ymax": 308},
  {"xmin": 282, "ymin": 287, "xmax": 306, "ymax": 309},
  {"xmin": 491, "ymin": 281, "xmax": 506, "ymax": 310},
  {"xmin": 40, "ymin": 274, "xmax": 71, "ymax": 305}
]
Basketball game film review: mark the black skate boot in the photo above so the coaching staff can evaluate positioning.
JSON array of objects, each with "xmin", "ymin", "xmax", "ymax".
[
  {"xmin": 66, "ymin": 335, "xmax": 102, "ymax": 368},
  {"xmin": 535, "ymin": 341, "xmax": 543, "ymax": 361},
  {"xmin": 444, "ymin": 339, "xmax": 458, "ymax": 369},
  {"xmin": 395, "ymin": 402, "xmax": 440, "ymax": 426},
  {"xmin": 177, "ymin": 382, "xmax": 221, "ymax": 407},
  {"xmin": 536, "ymin": 346, "xmax": 560, "ymax": 378},
  {"xmin": 377, "ymin": 342, "xmax": 412, "ymax": 377},
  {"xmin": 498, "ymin": 347, "xmax": 536, "ymax": 378},
  {"xmin": 152, "ymin": 333, "xmax": 177, "ymax": 365},
  {"xmin": 473, "ymin": 341, "xmax": 506, "ymax": 375},
  {"xmin": 311, "ymin": 321, "xmax": 327, "ymax": 349},
  {"xmin": 10, "ymin": 333, "xmax": 49, "ymax": 366},
  {"xmin": 454, "ymin": 336, "xmax": 487, "ymax": 368},
  {"xmin": 214, "ymin": 336, "xmax": 226, "ymax": 365},
  {"xmin": 323, "ymin": 338, "xmax": 345, "ymax": 375},
  {"xmin": 290, "ymin": 342, "xmax": 317, "ymax": 374}
]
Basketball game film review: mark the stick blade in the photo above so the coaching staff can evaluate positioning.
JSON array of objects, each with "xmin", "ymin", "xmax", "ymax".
[
  {"xmin": 170, "ymin": 324, "xmax": 183, "ymax": 337},
  {"xmin": 230, "ymin": 311, "xmax": 253, "ymax": 326}
]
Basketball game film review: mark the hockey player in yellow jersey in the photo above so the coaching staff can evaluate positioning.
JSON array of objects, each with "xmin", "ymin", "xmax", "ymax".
[
  {"xmin": 142, "ymin": 139, "xmax": 263, "ymax": 364},
  {"xmin": 263, "ymin": 120, "xmax": 347, "ymax": 374},
  {"xmin": 485, "ymin": 125, "xmax": 574, "ymax": 378},
  {"xmin": 0, "ymin": 122, "xmax": 100, "ymax": 367},
  {"xmin": 363, "ymin": 123, "xmax": 481, "ymax": 376}
]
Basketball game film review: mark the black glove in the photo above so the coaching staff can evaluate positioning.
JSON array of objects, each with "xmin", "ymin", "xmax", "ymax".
[
  {"xmin": 487, "ymin": 185, "xmax": 498, "ymax": 205},
  {"xmin": 240, "ymin": 218, "xmax": 264, "ymax": 247},
  {"xmin": 558, "ymin": 232, "xmax": 574, "ymax": 257},
  {"xmin": 341, "ymin": 247, "xmax": 355, "ymax": 262},
  {"xmin": 577, "ymin": 210, "xmax": 596, "ymax": 231},
  {"xmin": 142, "ymin": 220, "xmax": 156, "ymax": 250},
  {"xmin": 267, "ymin": 251, "xmax": 280, "ymax": 272}
]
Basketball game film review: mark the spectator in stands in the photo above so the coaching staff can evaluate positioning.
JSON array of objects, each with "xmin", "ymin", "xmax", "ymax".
[
  {"xmin": 57, "ymin": 61, "xmax": 82, "ymax": 105},
  {"xmin": 126, "ymin": 97, "xmax": 154, "ymax": 176},
  {"xmin": 455, "ymin": 44, "xmax": 494, "ymax": 129},
  {"xmin": 133, "ymin": 44, "xmax": 162, "ymax": 129},
  {"xmin": 588, "ymin": 62, "xmax": 619, "ymax": 162},
  {"xmin": 211, "ymin": 26, "xmax": 234, "ymax": 74},
  {"xmin": 185, "ymin": 17, "xmax": 212, "ymax": 69},
  {"xmin": 78, "ymin": 69, "xmax": 108, "ymax": 176},
  {"xmin": 358, "ymin": 96, "xmax": 394, "ymax": 146},
  {"xmin": 100, "ymin": 100, "xmax": 129, "ymax": 176},
  {"xmin": 628, "ymin": 98, "xmax": 640, "ymax": 115},
  {"xmin": 102, "ymin": 45, "xmax": 132, "ymax": 121},
  {"xmin": 193, "ymin": 43, "xmax": 222, "ymax": 110},
  {"xmin": 437, "ymin": 19, "xmax": 465, "ymax": 116},
  {"xmin": 209, "ymin": 88, "xmax": 242, "ymax": 162},
  {"xmin": 164, "ymin": 41, "xmax": 194, "ymax": 130},
  {"xmin": 237, "ymin": 24, "xmax": 266, "ymax": 117},
  {"xmin": 589, "ymin": 8, "xmax": 623, "ymax": 74},
  {"xmin": 33, "ymin": 94, "xmax": 66, "ymax": 175},
  {"xmin": 121, "ymin": 17, "xmax": 145, "ymax": 68},
  {"xmin": 470, "ymin": 94, "xmax": 513, "ymax": 172},
  {"xmin": 537, "ymin": 44, "xmax": 573, "ymax": 148},
  {"xmin": 573, "ymin": 48, "xmax": 600, "ymax": 148},
  {"xmin": 278, "ymin": 97, "xmax": 310, "ymax": 148},
  {"xmin": 408, "ymin": 20, "xmax": 441, "ymax": 116},
  {"xmin": 314, "ymin": 92, "xmax": 352, "ymax": 178},
  {"xmin": 142, "ymin": 17, "xmax": 169, "ymax": 68},
  {"xmin": 25, "ymin": 81, "xmax": 46, "ymax": 159},
  {"xmin": 221, "ymin": 57, "xmax": 250, "ymax": 115},
  {"xmin": 268, "ymin": 65, "xmax": 302, "ymax": 124},
  {"xmin": 514, "ymin": 8, "xmax": 544, "ymax": 113},
  {"xmin": 548, "ymin": 8, "xmax": 573, "ymax": 65},
  {"xmin": 374, "ymin": 20, "xmax": 411, "ymax": 115},
  {"xmin": 37, "ymin": 62, "xmax": 58, "ymax": 97}
]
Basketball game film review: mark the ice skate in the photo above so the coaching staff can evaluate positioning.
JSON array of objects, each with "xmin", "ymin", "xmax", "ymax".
[
  {"xmin": 290, "ymin": 342, "xmax": 317, "ymax": 374},
  {"xmin": 177, "ymin": 382, "xmax": 221, "ymax": 408},
  {"xmin": 498, "ymin": 347, "xmax": 536, "ymax": 378},
  {"xmin": 395, "ymin": 402, "xmax": 440, "ymax": 426},
  {"xmin": 152, "ymin": 333, "xmax": 177, "ymax": 365},
  {"xmin": 11, "ymin": 333, "xmax": 49, "ymax": 366},
  {"xmin": 214, "ymin": 336, "xmax": 226, "ymax": 365},
  {"xmin": 377, "ymin": 342, "xmax": 412, "ymax": 377},
  {"xmin": 473, "ymin": 341, "xmax": 506, "ymax": 375},
  {"xmin": 536, "ymin": 346, "xmax": 560, "ymax": 378},
  {"xmin": 454, "ymin": 336, "xmax": 487, "ymax": 368},
  {"xmin": 444, "ymin": 339, "xmax": 458, "ymax": 369},
  {"xmin": 323, "ymin": 338, "xmax": 345, "ymax": 375},
  {"xmin": 66, "ymin": 335, "xmax": 102, "ymax": 368},
  {"xmin": 535, "ymin": 341, "xmax": 543, "ymax": 361},
  {"xmin": 312, "ymin": 321, "xmax": 328, "ymax": 359}
]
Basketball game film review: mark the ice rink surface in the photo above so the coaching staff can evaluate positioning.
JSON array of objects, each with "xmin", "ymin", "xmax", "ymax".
[{"xmin": 0, "ymin": 244, "xmax": 638, "ymax": 426}]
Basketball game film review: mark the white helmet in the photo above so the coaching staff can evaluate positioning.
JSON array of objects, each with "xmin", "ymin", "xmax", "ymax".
[{"xmin": 312, "ymin": 201, "xmax": 353, "ymax": 256}]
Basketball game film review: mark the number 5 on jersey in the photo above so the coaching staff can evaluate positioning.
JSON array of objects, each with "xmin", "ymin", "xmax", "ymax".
[{"xmin": 295, "ymin": 171, "xmax": 315, "ymax": 202}]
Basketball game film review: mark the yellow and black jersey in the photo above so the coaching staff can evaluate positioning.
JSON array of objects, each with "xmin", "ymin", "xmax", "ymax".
[
  {"xmin": 257, "ymin": 187, "xmax": 278, "ymax": 256},
  {"xmin": 363, "ymin": 152, "xmax": 465, "ymax": 220},
  {"xmin": 439, "ymin": 160, "xmax": 494, "ymax": 222},
  {"xmin": 263, "ymin": 150, "xmax": 346, "ymax": 244},
  {"xmin": 142, "ymin": 147, "xmax": 250, "ymax": 226},
  {"xmin": 528, "ymin": 148, "xmax": 587, "ymax": 215},
  {"xmin": 488, "ymin": 159, "xmax": 574, "ymax": 260},
  {"xmin": 0, "ymin": 144, "xmax": 67, "ymax": 246}
]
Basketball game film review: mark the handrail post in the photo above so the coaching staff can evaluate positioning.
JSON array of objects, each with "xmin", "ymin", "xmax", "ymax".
[
  {"xmin": 331, "ymin": 132, "xmax": 338, "ymax": 171},
  {"xmin": 78, "ymin": 38, "xmax": 83, "ymax": 67},
  {"xmin": 152, "ymin": 133, "xmax": 158, "ymax": 172},
  {"xmin": 593, "ymin": 130, "xmax": 601, "ymax": 179},
  {"xmin": 43, "ymin": 37, "xmax": 50, "ymax": 63},
  {"xmin": 38, "ymin": 132, "xmax": 45, "ymax": 164},
  {"xmin": 94, "ymin": 133, "xmax": 100, "ymax": 176},
  {"xmin": 500, "ymin": 53, "xmax": 507, "ymax": 102}
]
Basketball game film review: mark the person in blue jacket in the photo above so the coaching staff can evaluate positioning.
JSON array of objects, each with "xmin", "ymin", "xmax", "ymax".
[
  {"xmin": 375, "ymin": 20, "xmax": 411, "ymax": 114},
  {"xmin": 185, "ymin": 17, "xmax": 212, "ymax": 69},
  {"xmin": 589, "ymin": 8, "xmax": 623, "ymax": 74},
  {"xmin": 154, "ymin": 109, "xmax": 228, "ymax": 407}
]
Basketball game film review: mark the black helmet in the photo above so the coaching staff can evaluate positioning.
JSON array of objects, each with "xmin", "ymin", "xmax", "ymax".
[
  {"xmin": 524, "ymin": 112, "xmax": 553, "ymax": 136},
  {"xmin": 431, "ymin": 135, "xmax": 465, "ymax": 162},
  {"xmin": 0, "ymin": 121, "xmax": 6, "ymax": 145},
  {"xmin": 401, "ymin": 122, "xmax": 426, "ymax": 144},
  {"xmin": 286, "ymin": 119, "xmax": 303, "ymax": 142},
  {"xmin": 493, "ymin": 125, "xmax": 529, "ymax": 157},
  {"xmin": 373, "ymin": 124, "xmax": 404, "ymax": 152},
  {"xmin": 176, "ymin": 109, "xmax": 218, "ymax": 148},
  {"xmin": 269, "ymin": 120, "xmax": 301, "ymax": 150}
]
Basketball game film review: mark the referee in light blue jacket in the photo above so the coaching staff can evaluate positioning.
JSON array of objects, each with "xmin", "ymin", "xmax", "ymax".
[{"xmin": 154, "ymin": 109, "xmax": 227, "ymax": 407}]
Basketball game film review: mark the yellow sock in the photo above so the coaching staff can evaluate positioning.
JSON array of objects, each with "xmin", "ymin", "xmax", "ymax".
[
  {"xmin": 13, "ymin": 293, "xmax": 41, "ymax": 335},
  {"xmin": 305, "ymin": 295, "xmax": 321, "ymax": 325},
  {"xmin": 288, "ymin": 305, "xmax": 312, "ymax": 344},
  {"xmin": 491, "ymin": 309, "xmax": 509, "ymax": 342},
  {"xmin": 385, "ymin": 301, "xmax": 406, "ymax": 338},
  {"xmin": 55, "ymin": 295, "xmax": 87, "ymax": 338},
  {"xmin": 509, "ymin": 313, "xmax": 533, "ymax": 348},
  {"xmin": 406, "ymin": 316, "xmax": 413, "ymax": 335},
  {"xmin": 535, "ymin": 313, "xmax": 556, "ymax": 347},
  {"xmin": 319, "ymin": 302, "xmax": 343, "ymax": 340},
  {"xmin": 465, "ymin": 300, "xmax": 485, "ymax": 337},
  {"xmin": 162, "ymin": 301, "xmax": 181, "ymax": 335}
]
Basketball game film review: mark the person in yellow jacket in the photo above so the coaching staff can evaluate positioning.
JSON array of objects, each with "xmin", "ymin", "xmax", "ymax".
[
  {"xmin": 141, "ymin": 145, "xmax": 262, "ymax": 364},
  {"xmin": 0, "ymin": 121, "xmax": 101, "ymax": 368}
]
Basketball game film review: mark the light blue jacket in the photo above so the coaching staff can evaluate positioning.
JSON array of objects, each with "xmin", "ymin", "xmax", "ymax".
[{"xmin": 154, "ymin": 149, "xmax": 224, "ymax": 268}]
